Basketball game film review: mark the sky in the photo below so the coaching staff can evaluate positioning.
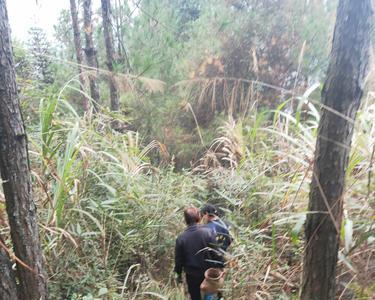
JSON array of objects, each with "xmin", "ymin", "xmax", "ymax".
[
  {"xmin": 6, "ymin": 0, "xmax": 101, "ymax": 42},
  {"xmin": 7, "ymin": 0, "xmax": 69, "ymax": 41}
]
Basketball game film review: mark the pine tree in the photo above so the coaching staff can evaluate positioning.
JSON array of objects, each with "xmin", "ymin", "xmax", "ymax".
[
  {"xmin": 27, "ymin": 26, "xmax": 54, "ymax": 85},
  {"xmin": 301, "ymin": 1, "xmax": 374, "ymax": 299},
  {"xmin": 0, "ymin": 1, "xmax": 48, "ymax": 299},
  {"xmin": 101, "ymin": 0, "xmax": 120, "ymax": 111},
  {"xmin": 83, "ymin": 0, "xmax": 100, "ymax": 111},
  {"xmin": 70, "ymin": 0, "xmax": 89, "ymax": 111}
]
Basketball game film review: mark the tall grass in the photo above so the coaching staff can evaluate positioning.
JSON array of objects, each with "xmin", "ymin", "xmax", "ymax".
[{"xmin": 24, "ymin": 83, "xmax": 375, "ymax": 299}]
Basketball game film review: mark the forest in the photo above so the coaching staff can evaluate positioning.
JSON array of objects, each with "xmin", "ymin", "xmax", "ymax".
[{"xmin": 0, "ymin": 0, "xmax": 374, "ymax": 299}]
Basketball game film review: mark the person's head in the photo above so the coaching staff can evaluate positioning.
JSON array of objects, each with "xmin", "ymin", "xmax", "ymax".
[
  {"xmin": 183, "ymin": 207, "xmax": 201, "ymax": 226},
  {"xmin": 200, "ymin": 204, "xmax": 218, "ymax": 224}
]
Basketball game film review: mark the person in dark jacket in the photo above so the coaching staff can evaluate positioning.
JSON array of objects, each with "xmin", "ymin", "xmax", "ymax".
[
  {"xmin": 174, "ymin": 207, "xmax": 219, "ymax": 300},
  {"xmin": 201, "ymin": 204, "xmax": 232, "ymax": 251}
]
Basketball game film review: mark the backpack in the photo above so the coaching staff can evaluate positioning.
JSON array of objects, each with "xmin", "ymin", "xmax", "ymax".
[{"xmin": 208, "ymin": 219, "xmax": 232, "ymax": 251}]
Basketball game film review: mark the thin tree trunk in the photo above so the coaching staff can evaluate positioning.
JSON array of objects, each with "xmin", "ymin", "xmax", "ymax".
[
  {"xmin": 70, "ymin": 0, "xmax": 89, "ymax": 112},
  {"xmin": 0, "ymin": 1, "xmax": 48, "ymax": 299},
  {"xmin": 101, "ymin": 0, "xmax": 120, "ymax": 111},
  {"xmin": 114, "ymin": 0, "xmax": 123, "ymax": 61},
  {"xmin": 113, "ymin": 0, "xmax": 131, "ymax": 70},
  {"xmin": 301, "ymin": 1, "xmax": 374, "ymax": 299},
  {"xmin": 0, "ymin": 237, "xmax": 18, "ymax": 300},
  {"xmin": 83, "ymin": 0, "xmax": 100, "ymax": 112}
]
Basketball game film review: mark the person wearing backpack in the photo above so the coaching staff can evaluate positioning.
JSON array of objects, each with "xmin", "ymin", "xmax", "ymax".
[
  {"xmin": 201, "ymin": 204, "xmax": 232, "ymax": 251},
  {"xmin": 200, "ymin": 204, "xmax": 233, "ymax": 300}
]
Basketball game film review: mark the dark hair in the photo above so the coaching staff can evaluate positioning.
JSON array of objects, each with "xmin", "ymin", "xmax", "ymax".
[
  {"xmin": 184, "ymin": 207, "xmax": 201, "ymax": 225},
  {"xmin": 201, "ymin": 204, "xmax": 218, "ymax": 216}
]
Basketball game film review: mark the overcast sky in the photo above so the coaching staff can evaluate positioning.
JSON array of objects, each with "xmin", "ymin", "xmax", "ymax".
[
  {"xmin": 6, "ymin": 0, "xmax": 101, "ymax": 42},
  {"xmin": 7, "ymin": 0, "xmax": 67, "ymax": 41}
]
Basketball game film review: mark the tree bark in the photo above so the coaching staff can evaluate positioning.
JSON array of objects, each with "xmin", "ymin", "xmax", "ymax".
[
  {"xmin": 114, "ymin": 0, "xmax": 123, "ymax": 62},
  {"xmin": 301, "ymin": 1, "xmax": 374, "ymax": 300},
  {"xmin": 83, "ymin": 0, "xmax": 100, "ymax": 112},
  {"xmin": 70, "ymin": 0, "xmax": 89, "ymax": 112},
  {"xmin": 0, "ymin": 1, "xmax": 48, "ymax": 299},
  {"xmin": 101, "ymin": 0, "xmax": 120, "ymax": 111},
  {"xmin": 0, "ymin": 237, "xmax": 18, "ymax": 300},
  {"xmin": 113, "ymin": 0, "xmax": 132, "ymax": 71}
]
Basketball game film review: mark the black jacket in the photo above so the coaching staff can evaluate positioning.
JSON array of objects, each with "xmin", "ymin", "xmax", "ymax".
[{"xmin": 174, "ymin": 224, "xmax": 221, "ymax": 276}]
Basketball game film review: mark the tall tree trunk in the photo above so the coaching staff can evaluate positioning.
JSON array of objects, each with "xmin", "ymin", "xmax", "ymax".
[
  {"xmin": 83, "ymin": 0, "xmax": 100, "ymax": 112},
  {"xmin": 114, "ymin": 0, "xmax": 123, "ymax": 61},
  {"xmin": 0, "ymin": 237, "xmax": 18, "ymax": 300},
  {"xmin": 70, "ymin": 0, "xmax": 89, "ymax": 112},
  {"xmin": 0, "ymin": 1, "xmax": 48, "ymax": 299},
  {"xmin": 113, "ymin": 0, "xmax": 131, "ymax": 70},
  {"xmin": 301, "ymin": 1, "xmax": 374, "ymax": 300},
  {"xmin": 101, "ymin": 0, "xmax": 120, "ymax": 111}
]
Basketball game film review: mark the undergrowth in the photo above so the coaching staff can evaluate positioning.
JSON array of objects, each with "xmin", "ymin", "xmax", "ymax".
[{"xmin": 15, "ymin": 85, "xmax": 375, "ymax": 299}]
